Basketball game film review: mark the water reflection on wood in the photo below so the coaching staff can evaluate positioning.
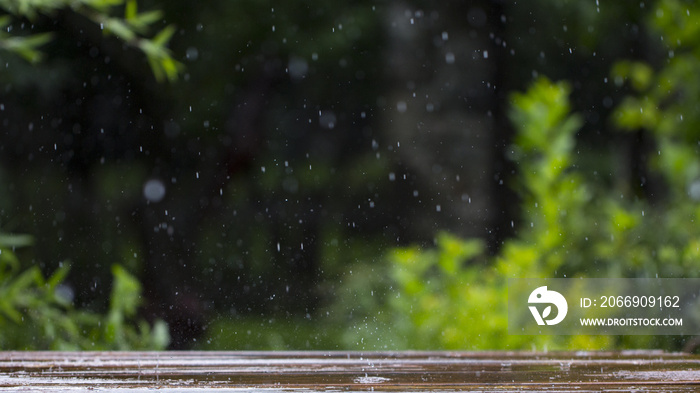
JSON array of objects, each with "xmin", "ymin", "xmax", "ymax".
[{"xmin": 0, "ymin": 351, "xmax": 699, "ymax": 391}]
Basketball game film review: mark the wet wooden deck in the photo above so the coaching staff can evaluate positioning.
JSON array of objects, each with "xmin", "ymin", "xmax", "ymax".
[{"xmin": 0, "ymin": 351, "xmax": 698, "ymax": 391}]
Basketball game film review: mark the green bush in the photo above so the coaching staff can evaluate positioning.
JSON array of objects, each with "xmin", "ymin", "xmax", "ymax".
[
  {"xmin": 334, "ymin": 69, "xmax": 699, "ymax": 350},
  {"xmin": 333, "ymin": 78, "xmax": 600, "ymax": 350},
  {"xmin": 329, "ymin": 0, "xmax": 700, "ymax": 351},
  {"xmin": 0, "ymin": 234, "xmax": 168, "ymax": 350}
]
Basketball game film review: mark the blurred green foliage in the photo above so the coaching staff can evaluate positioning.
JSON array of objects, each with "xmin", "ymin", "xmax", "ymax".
[
  {"xmin": 614, "ymin": 0, "xmax": 700, "ymax": 194},
  {"xmin": 0, "ymin": 0, "xmax": 181, "ymax": 80},
  {"xmin": 329, "ymin": 78, "xmax": 603, "ymax": 351},
  {"xmin": 320, "ymin": 0, "xmax": 700, "ymax": 352},
  {"xmin": 609, "ymin": 0, "xmax": 700, "ymax": 280},
  {"xmin": 328, "ymin": 72, "xmax": 700, "ymax": 351},
  {"xmin": 0, "ymin": 234, "xmax": 168, "ymax": 349}
]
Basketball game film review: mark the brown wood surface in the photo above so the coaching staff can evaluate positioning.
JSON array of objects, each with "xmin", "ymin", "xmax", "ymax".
[{"xmin": 0, "ymin": 351, "xmax": 699, "ymax": 391}]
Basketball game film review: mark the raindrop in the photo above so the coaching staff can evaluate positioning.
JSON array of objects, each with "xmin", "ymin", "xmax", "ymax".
[
  {"xmin": 261, "ymin": 166, "xmax": 266, "ymax": 173},
  {"xmin": 186, "ymin": 47, "xmax": 199, "ymax": 61},
  {"xmin": 143, "ymin": 179, "xmax": 166, "ymax": 203},
  {"xmin": 388, "ymin": 172, "xmax": 396, "ymax": 181},
  {"xmin": 288, "ymin": 56, "xmax": 309, "ymax": 80},
  {"xmin": 602, "ymin": 96, "xmax": 613, "ymax": 108},
  {"xmin": 442, "ymin": 31, "xmax": 448, "ymax": 40},
  {"xmin": 436, "ymin": 204, "xmax": 441, "ymax": 212},
  {"xmin": 319, "ymin": 111, "xmax": 337, "ymax": 129},
  {"xmin": 483, "ymin": 50, "xmax": 489, "ymax": 59},
  {"xmin": 445, "ymin": 52, "xmax": 455, "ymax": 64},
  {"xmin": 396, "ymin": 101, "xmax": 407, "ymax": 113},
  {"xmin": 688, "ymin": 180, "xmax": 700, "ymax": 201}
]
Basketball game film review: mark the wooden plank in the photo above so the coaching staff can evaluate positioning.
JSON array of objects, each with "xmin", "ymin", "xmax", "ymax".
[{"xmin": 0, "ymin": 351, "xmax": 699, "ymax": 391}]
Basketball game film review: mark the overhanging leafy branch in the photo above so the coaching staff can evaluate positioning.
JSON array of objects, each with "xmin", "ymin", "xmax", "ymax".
[{"xmin": 0, "ymin": 0, "xmax": 182, "ymax": 81}]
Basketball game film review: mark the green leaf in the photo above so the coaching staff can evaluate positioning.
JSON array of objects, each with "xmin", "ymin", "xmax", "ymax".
[
  {"xmin": 152, "ymin": 24, "xmax": 176, "ymax": 47},
  {"xmin": 109, "ymin": 264, "xmax": 142, "ymax": 318},
  {"xmin": 0, "ymin": 233, "xmax": 34, "ymax": 248},
  {"xmin": 102, "ymin": 18, "xmax": 137, "ymax": 42},
  {"xmin": 611, "ymin": 61, "xmax": 654, "ymax": 91},
  {"xmin": 46, "ymin": 262, "xmax": 70, "ymax": 291},
  {"xmin": 128, "ymin": 10, "xmax": 162, "ymax": 32},
  {"xmin": 149, "ymin": 319, "xmax": 170, "ymax": 349},
  {"xmin": 158, "ymin": 56, "xmax": 183, "ymax": 82},
  {"xmin": 133, "ymin": 10, "xmax": 162, "ymax": 25},
  {"xmin": 436, "ymin": 232, "xmax": 484, "ymax": 274},
  {"xmin": 0, "ymin": 33, "xmax": 54, "ymax": 64},
  {"xmin": 79, "ymin": 0, "xmax": 124, "ymax": 11},
  {"xmin": 125, "ymin": 0, "xmax": 137, "ymax": 20}
]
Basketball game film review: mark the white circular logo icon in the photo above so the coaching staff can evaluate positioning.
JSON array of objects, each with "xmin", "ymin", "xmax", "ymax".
[{"xmin": 528, "ymin": 286, "xmax": 568, "ymax": 325}]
